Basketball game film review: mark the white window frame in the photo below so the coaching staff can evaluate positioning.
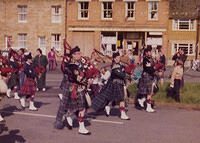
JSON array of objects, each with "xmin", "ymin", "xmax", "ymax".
[
  {"xmin": 101, "ymin": 2, "xmax": 113, "ymax": 20},
  {"xmin": 125, "ymin": 2, "xmax": 135, "ymax": 20},
  {"xmin": 18, "ymin": 34, "xmax": 27, "ymax": 49},
  {"xmin": 172, "ymin": 41, "xmax": 195, "ymax": 56},
  {"xmin": 148, "ymin": 1, "xmax": 158, "ymax": 21},
  {"xmin": 18, "ymin": 6, "xmax": 27, "ymax": 23},
  {"xmin": 78, "ymin": 2, "xmax": 89, "ymax": 20},
  {"xmin": 38, "ymin": 37, "xmax": 46, "ymax": 55},
  {"xmin": 172, "ymin": 19, "xmax": 196, "ymax": 31},
  {"xmin": 51, "ymin": 34, "xmax": 61, "ymax": 51},
  {"xmin": 52, "ymin": 6, "xmax": 62, "ymax": 23}
]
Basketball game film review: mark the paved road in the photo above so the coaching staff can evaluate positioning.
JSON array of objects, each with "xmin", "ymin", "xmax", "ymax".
[{"xmin": 0, "ymin": 67, "xmax": 200, "ymax": 143}]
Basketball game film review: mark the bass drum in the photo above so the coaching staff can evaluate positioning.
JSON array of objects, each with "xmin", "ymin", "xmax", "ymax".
[{"xmin": 0, "ymin": 75, "xmax": 8, "ymax": 100}]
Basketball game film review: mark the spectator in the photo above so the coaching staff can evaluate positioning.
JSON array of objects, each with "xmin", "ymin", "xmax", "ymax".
[
  {"xmin": 172, "ymin": 48, "xmax": 187, "ymax": 88},
  {"xmin": 33, "ymin": 48, "xmax": 48, "ymax": 92},
  {"xmin": 170, "ymin": 59, "xmax": 183, "ymax": 102},
  {"xmin": 48, "ymin": 48, "xmax": 57, "ymax": 71},
  {"xmin": 172, "ymin": 48, "xmax": 187, "ymax": 67},
  {"xmin": 157, "ymin": 49, "xmax": 166, "ymax": 86}
]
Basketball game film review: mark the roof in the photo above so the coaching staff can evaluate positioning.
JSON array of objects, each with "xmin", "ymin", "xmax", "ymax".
[{"xmin": 169, "ymin": 0, "xmax": 200, "ymax": 19}]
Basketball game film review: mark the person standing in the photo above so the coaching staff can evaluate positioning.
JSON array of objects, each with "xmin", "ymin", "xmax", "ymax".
[
  {"xmin": 172, "ymin": 48, "xmax": 187, "ymax": 88},
  {"xmin": 33, "ymin": 49, "xmax": 48, "ymax": 91},
  {"xmin": 48, "ymin": 48, "xmax": 57, "ymax": 71},
  {"xmin": 19, "ymin": 53, "xmax": 37, "ymax": 111},
  {"xmin": 18, "ymin": 48, "xmax": 25, "ymax": 90},
  {"xmin": 169, "ymin": 60, "xmax": 183, "ymax": 102},
  {"xmin": 157, "ymin": 49, "xmax": 166, "ymax": 86}
]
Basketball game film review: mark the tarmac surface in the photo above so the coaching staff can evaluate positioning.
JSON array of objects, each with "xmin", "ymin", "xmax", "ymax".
[{"xmin": 0, "ymin": 66, "xmax": 200, "ymax": 143}]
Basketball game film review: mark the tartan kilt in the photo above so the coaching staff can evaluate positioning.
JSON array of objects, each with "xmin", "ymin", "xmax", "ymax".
[
  {"xmin": 92, "ymin": 79, "xmax": 125, "ymax": 111},
  {"xmin": 7, "ymin": 73, "xmax": 19, "ymax": 89},
  {"xmin": 65, "ymin": 91, "xmax": 86, "ymax": 113},
  {"xmin": 60, "ymin": 74, "xmax": 70, "ymax": 95},
  {"xmin": 88, "ymin": 84, "xmax": 100, "ymax": 100},
  {"xmin": 137, "ymin": 74, "xmax": 153, "ymax": 95},
  {"xmin": 60, "ymin": 74, "xmax": 69, "ymax": 90},
  {"xmin": 20, "ymin": 78, "xmax": 36, "ymax": 96}
]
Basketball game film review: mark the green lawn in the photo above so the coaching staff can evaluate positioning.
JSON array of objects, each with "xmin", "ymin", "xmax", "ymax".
[{"xmin": 128, "ymin": 82, "xmax": 200, "ymax": 105}]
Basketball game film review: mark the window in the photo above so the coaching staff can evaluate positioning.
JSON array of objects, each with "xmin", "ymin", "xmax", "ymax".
[
  {"xmin": 78, "ymin": 2, "xmax": 89, "ymax": 20},
  {"xmin": 173, "ymin": 20, "xmax": 196, "ymax": 31},
  {"xmin": 18, "ymin": 6, "xmax": 27, "ymax": 23},
  {"xmin": 18, "ymin": 34, "xmax": 27, "ymax": 49},
  {"xmin": 126, "ymin": 2, "xmax": 135, "ymax": 20},
  {"xmin": 51, "ymin": 34, "xmax": 61, "ymax": 51},
  {"xmin": 148, "ymin": 1, "xmax": 158, "ymax": 20},
  {"xmin": 52, "ymin": 6, "xmax": 61, "ymax": 23},
  {"xmin": 172, "ymin": 43, "xmax": 195, "ymax": 56},
  {"xmin": 5, "ymin": 36, "xmax": 12, "ymax": 50},
  {"xmin": 38, "ymin": 37, "xmax": 46, "ymax": 54},
  {"xmin": 102, "ymin": 2, "xmax": 113, "ymax": 20}
]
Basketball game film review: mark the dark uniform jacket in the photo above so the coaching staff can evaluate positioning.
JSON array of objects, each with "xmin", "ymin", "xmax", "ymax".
[
  {"xmin": 24, "ymin": 63, "xmax": 36, "ymax": 79},
  {"xmin": 111, "ymin": 63, "xmax": 127, "ymax": 84},
  {"xmin": 68, "ymin": 60, "xmax": 85, "ymax": 86},
  {"xmin": 143, "ymin": 56, "xmax": 155, "ymax": 78},
  {"xmin": 33, "ymin": 55, "xmax": 48, "ymax": 71}
]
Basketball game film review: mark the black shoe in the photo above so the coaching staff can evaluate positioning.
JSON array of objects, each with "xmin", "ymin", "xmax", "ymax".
[{"xmin": 54, "ymin": 121, "xmax": 64, "ymax": 130}]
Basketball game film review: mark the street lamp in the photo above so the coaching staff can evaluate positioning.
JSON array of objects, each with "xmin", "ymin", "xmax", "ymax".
[{"xmin": 195, "ymin": 6, "xmax": 200, "ymax": 60}]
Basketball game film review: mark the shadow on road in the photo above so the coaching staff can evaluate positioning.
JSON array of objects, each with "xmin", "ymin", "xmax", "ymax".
[
  {"xmin": 34, "ymin": 101, "xmax": 50, "ymax": 109},
  {"xmin": 0, "ymin": 128, "xmax": 26, "ymax": 143},
  {"xmin": 0, "ymin": 105, "xmax": 22, "ymax": 118}
]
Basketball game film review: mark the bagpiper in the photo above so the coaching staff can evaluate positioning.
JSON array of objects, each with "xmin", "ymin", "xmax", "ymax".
[
  {"xmin": 54, "ymin": 46, "xmax": 91, "ymax": 135},
  {"xmin": 91, "ymin": 52, "xmax": 130, "ymax": 120},
  {"xmin": 0, "ymin": 63, "xmax": 8, "ymax": 123},
  {"xmin": 136, "ymin": 47, "xmax": 158, "ymax": 113},
  {"xmin": 7, "ymin": 50, "xmax": 20, "ymax": 100},
  {"xmin": 19, "ymin": 53, "xmax": 38, "ymax": 111}
]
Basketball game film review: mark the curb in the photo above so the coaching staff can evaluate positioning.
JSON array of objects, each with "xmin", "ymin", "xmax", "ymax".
[{"xmin": 127, "ymin": 98, "xmax": 200, "ymax": 111}]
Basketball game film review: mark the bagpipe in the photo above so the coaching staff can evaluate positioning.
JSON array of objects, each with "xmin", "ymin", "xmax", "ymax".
[
  {"xmin": 93, "ymin": 49, "xmax": 131, "ymax": 65},
  {"xmin": 0, "ymin": 75, "xmax": 8, "ymax": 100},
  {"xmin": 154, "ymin": 62, "xmax": 165, "ymax": 71},
  {"xmin": 34, "ymin": 66, "xmax": 45, "ymax": 74},
  {"xmin": 80, "ymin": 56, "xmax": 99, "ymax": 79},
  {"xmin": 0, "ymin": 66, "xmax": 13, "ymax": 77},
  {"xmin": 0, "ymin": 54, "xmax": 8, "ymax": 66}
]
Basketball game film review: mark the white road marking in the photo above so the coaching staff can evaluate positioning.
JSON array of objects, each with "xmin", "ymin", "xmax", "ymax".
[
  {"xmin": 46, "ymin": 80, "xmax": 62, "ymax": 82},
  {"xmin": 1, "ymin": 111, "xmax": 124, "ymax": 125},
  {"xmin": 91, "ymin": 119, "xmax": 123, "ymax": 124}
]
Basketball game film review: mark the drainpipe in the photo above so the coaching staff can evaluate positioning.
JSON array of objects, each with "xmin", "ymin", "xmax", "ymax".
[
  {"xmin": 64, "ymin": 0, "xmax": 67, "ymax": 55},
  {"xmin": 195, "ymin": 6, "xmax": 200, "ymax": 60}
]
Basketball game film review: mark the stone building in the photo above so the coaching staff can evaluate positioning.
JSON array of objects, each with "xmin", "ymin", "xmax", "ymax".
[
  {"xmin": 0, "ymin": 0, "xmax": 66, "ymax": 56},
  {"xmin": 66, "ymin": 0, "xmax": 169, "ymax": 62}
]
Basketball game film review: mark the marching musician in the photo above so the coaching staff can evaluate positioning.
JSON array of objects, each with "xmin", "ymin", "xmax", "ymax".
[
  {"xmin": 92, "ymin": 52, "xmax": 131, "ymax": 120},
  {"xmin": 54, "ymin": 46, "xmax": 91, "ymax": 135},
  {"xmin": 0, "ymin": 71, "xmax": 8, "ymax": 123},
  {"xmin": 33, "ymin": 48, "xmax": 48, "ymax": 92},
  {"xmin": 19, "ymin": 53, "xmax": 38, "ymax": 111},
  {"xmin": 7, "ymin": 50, "xmax": 20, "ymax": 100},
  {"xmin": 137, "ymin": 47, "xmax": 157, "ymax": 113}
]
